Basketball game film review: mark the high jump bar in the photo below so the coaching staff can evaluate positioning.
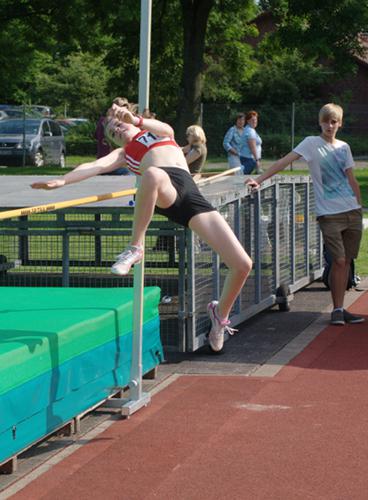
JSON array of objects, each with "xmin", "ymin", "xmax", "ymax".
[
  {"xmin": 0, "ymin": 188, "xmax": 137, "ymax": 221},
  {"xmin": 196, "ymin": 166, "xmax": 240, "ymax": 186},
  {"xmin": 0, "ymin": 168, "xmax": 240, "ymax": 221}
]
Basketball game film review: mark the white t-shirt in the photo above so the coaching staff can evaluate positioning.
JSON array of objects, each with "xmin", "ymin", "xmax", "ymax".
[{"xmin": 293, "ymin": 136, "xmax": 360, "ymax": 216}]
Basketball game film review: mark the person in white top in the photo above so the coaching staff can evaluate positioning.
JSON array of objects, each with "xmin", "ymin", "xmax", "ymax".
[{"xmin": 246, "ymin": 103, "xmax": 364, "ymax": 326}]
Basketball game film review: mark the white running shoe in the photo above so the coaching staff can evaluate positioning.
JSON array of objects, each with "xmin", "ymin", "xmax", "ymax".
[
  {"xmin": 111, "ymin": 245, "xmax": 143, "ymax": 275},
  {"xmin": 207, "ymin": 300, "xmax": 237, "ymax": 352}
]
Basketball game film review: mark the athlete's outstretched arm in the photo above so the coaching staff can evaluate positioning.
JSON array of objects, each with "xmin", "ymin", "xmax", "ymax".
[
  {"xmin": 31, "ymin": 148, "xmax": 127, "ymax": 190},
  {"xmin": 246, "ymin": 151, "xmax": 301, "ymax": 190}
]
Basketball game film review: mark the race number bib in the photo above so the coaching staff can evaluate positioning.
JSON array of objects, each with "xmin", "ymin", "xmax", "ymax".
[{"xmin": 136, "ymin": 132, "xmax": 170, "ymax": 148}]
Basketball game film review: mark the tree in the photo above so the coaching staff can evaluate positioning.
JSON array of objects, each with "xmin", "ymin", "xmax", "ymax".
[
  {"xmin": 0, "ymin": 0, "xmax": 121, "ymax": 105},
  {"xmin": 175, "ymin": 0, "xmax": 257, "ymax": 141},
  {"xmin": 27, "ymin": 52, "xmax": 111, "ymax": 118},
  {"xmin": 242, "ymin": 33, "xmax": 327, "ymax": 105},
  {"xmin": 174, "ymin": 0, "xmax": 214, "ymax": 140},
  {"xmin": 259, "ymin": 0, "xmax": 368, "ymax": 74},
  {"xmin": 203, "ymin": 3, "xmax": 258, "ymax": 102}
]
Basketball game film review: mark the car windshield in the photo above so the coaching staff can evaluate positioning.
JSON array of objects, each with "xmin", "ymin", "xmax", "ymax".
[
  {"xmin": 0, "ymin": 120, "xmax": 40, "ymax": 135},
  {"xmin": 2, "ymin": 110, "xmax": 24, "ymax": 118}
]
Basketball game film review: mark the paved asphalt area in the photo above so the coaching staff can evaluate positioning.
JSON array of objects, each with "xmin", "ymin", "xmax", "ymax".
[{"xmin": 1, "ymin": 277, "xmax": 367, "ymax": 496}]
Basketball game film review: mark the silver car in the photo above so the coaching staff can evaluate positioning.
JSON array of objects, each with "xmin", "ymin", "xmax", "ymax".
[{"xmin": 0, "ymin": 118, "xmax": 66, "ymax": 167}]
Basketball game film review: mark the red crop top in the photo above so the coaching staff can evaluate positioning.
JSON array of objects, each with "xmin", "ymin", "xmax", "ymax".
[{"xmin": 124, "ymin": 130, "xmax": 179, "ymax": 175}]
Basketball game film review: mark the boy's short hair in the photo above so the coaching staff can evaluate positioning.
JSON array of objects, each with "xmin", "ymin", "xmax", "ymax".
[
  {"xmin": 186, "ymin": 125, "xmax": 207, "ymax": 144},
  {"xmin": 319, "ymin": 103, "xmax": 343, "ymax": 123}
]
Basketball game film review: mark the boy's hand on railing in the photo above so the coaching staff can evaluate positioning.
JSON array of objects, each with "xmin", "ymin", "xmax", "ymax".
[
  {"xmin": 245, "ymin": 178, "xmax": 260, "ymax": 191},
  {"xmin": 31, "ymin": 179, "xmax": 66, "ymax": 190}
]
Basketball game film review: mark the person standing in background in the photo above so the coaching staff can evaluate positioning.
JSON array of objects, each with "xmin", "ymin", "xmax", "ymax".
[
  {"xmin": 240, "ymin": 110, "xmax": 262, "ymax": 175},
  {"xmin": 246, "ymin": 103, "xmax": 364, "ymax": 326},
  {"xmin": 95, "ymin": 114, "xmax": 111, "ymax": 159},
  {"xmin": 182, "ymin": 125, "xmax": 207, "ymax": 181},
  {"xmin": 223, "ymin": 113, "xmax": 245, "ymax": 170}
]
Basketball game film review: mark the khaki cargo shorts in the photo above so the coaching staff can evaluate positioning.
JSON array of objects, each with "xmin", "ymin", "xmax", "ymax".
[{"xmin": 317, "ymin": 208, "xmax": 363, "ymax": 260}]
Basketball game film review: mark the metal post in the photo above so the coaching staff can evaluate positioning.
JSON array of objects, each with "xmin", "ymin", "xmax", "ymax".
[
  {"xmin": 274, "ymin": 183, "xmax": 280, "ymax": 291},
  {"xmin": 178, "ymin": 229, "xmax": 187, "ymax": 352},
  {"xmin": 305, "ymin": 183, "xmax": 310, "ymax": 277},
  {"xmin": 62, "ymin": 232, "xmax": 70, "ymax": 287},
  {"xmin": 138, "ymin": 0, "xmax": 152, "ymax": 113},
  {"xmin": 234, "ymin": 199, "xmax": 241, "ymax": 313},
  {"xmin": 121, "ymin": 0, "xmax": 152, "ymax": 417},
  {"xmin": 186, "ymin": 230, "xmax": 197, "ymax": 351},
  {"xmin": 290, "ymin": 102, "xmax": 295, "ymax": 171},
  {"xmin": 22, "ymin": 104, "xmax": 26, "ymax": 167},
  {"xmin": 291, "ymin": 183, "xmax": 296, "ymax": 285},
  {"xmin": 254, "ymin": 191, "xmax": 262, "ymax": 304}
]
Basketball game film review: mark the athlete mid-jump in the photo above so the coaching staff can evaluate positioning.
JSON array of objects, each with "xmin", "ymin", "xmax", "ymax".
[{"xmin": 32, "ymin": 99, "xmax": 252, "ymax": 352}]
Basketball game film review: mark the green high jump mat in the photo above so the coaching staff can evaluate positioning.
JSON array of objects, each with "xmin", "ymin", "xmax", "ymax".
[{"xmin": 0, "ymin": 286, "xmax": 163, "ymax": 465}]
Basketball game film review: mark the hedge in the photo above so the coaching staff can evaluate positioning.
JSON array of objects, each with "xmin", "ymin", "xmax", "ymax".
[{"xmin": 65, "ymin": 139, "xmax": 96, "ymax": 156}]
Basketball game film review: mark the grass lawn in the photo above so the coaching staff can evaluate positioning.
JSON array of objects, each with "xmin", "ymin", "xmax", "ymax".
[
  {"xmin": 356, "ymin": 229, "xmax": 368, "ymax": 278},
  {"xmin": 355, "ymin": 170, "xmax": 368, "ymax": 209}
]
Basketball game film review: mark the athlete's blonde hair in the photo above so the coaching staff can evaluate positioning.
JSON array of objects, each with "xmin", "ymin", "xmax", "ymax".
[
  {"xmin": 319, "ymin": 103, "xmax": 343, "ymax": 124},
  {"xmin": 186, "ymin": 125, "xmax": 206, "ymax": 144}
]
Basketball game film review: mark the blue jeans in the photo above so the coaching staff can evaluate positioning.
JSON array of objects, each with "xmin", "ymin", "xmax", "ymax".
[{"xmin": 240, "ymin": 156, "xmax": 256, "ymax": 175}]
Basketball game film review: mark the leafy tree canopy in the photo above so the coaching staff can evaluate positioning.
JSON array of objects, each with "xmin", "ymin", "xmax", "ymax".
[
  {"xmin": 259, "ymin": 0, "xmax": 368, "ymax": 73},
  {"xmin": 0, "ymin": 0, "xmax": 367, "ymax": 124}
]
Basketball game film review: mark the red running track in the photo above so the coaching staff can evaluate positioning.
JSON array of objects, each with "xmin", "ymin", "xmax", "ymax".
[{"xmin": 9, "ymin": 293, "xmax": 368, "ymax": 500}]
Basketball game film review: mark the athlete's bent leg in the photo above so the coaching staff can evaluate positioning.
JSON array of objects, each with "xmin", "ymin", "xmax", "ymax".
[
  {"xmin": 112, "ymin": 167, "xmax": 177, "ymax": 275},
  {"xmin": 189, "ymin": 210, "xmax": 252, "ymax": 318},
  {"xmin": 130, "ymin": 167, "xmax": 177, "ymax": 246},
  {"xmin": 189, "ymin": 210, "xmax": 251, "ymax": 350}
]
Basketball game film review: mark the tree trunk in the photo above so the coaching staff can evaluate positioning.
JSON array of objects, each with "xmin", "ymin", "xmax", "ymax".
[{"xmin": 175, "ymin": 0, "xmax": 214, "ymax": 143}]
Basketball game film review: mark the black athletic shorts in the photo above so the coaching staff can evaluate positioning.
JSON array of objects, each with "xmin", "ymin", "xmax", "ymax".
[{"xmin": 154, "ymin": 167, "xmax": 215, "ymax": 227}]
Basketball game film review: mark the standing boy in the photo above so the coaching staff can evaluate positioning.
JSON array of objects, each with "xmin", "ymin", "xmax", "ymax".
[{"xmin": 247, "ymin": 103, "xmax": 364, "ymax": 325}]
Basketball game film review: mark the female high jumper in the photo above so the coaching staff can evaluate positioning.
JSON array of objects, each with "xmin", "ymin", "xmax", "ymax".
[{"xmin": 32, "ymin": 100, "xmax": 252, "ymax": 352}]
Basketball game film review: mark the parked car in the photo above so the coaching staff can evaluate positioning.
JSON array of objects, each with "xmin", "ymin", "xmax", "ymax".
[
  {"xmin": 29, "ymin": 105, "xmax": 55, "ymax": 117},
  {"xmin": 0, "ymin": 118, "xmax": 66, "ymax": 167},
  {"xmin": 0, "ymin": 104, "xmax": 16, "ymax": 110},
  {"xmin": 0, "ymin": 109, "xmax": 24, "ymax": 120},
  {"xmin": 0, "ymin": 106, "xmax": 43, "ymax": 120}
]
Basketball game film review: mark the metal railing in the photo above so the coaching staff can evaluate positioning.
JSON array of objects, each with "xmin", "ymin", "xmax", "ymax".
[
  {"xmin": 185, "ymin": 175, "xmax": 323, "ymax": 350},
  {"xmin": 0, "ymin": 175, "xmax": 323, "ymax": 352}
]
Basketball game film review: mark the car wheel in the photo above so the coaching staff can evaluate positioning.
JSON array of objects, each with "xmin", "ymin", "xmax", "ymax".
[
  {"xmin": 59, "ymin": 151, "xmax": 66, "ymax": 168},
  {"xmin": 34, "ymin": 149, "xmax": 45, "ymax": 167}
]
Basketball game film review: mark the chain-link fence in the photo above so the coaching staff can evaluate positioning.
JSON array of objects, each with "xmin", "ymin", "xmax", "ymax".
[
  {"xmin": 0, "ymin": 176, "xmax": 323, "ymax": 352},
  {"xmin": 203, "ymin": 102, "xmax": 368, "ymax": 158}
]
